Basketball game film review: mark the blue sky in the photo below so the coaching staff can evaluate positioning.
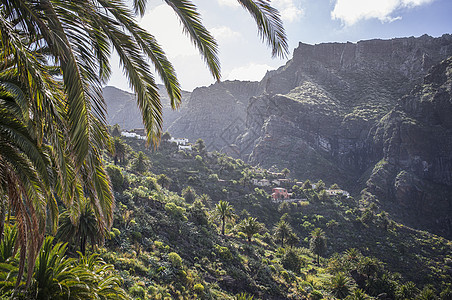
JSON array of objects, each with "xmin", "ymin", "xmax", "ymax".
[{"xmin": 107, "ymin": 0, "xmax": 452, "ymax": 92}]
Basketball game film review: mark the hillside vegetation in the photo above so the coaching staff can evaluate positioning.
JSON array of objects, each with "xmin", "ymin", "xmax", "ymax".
[{"xmin": 96, "ymin": 136, "xmax": 451, "ymax": 299}]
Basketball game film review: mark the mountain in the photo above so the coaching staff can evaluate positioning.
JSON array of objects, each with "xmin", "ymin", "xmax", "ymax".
[
  {"xmin": 102, "ymin": 85, "xmax": 191, "ymax": 131},
  {"xmin": 103, "ymin": 34, "xmax": 452, "ymax": 238},
  {"xmin": 168, "ymin": 80, "xmax": 264, "ymax": 154},
  {"xmin": 364, "ymin": 57, "xmax": 452, "ymax": 238}
]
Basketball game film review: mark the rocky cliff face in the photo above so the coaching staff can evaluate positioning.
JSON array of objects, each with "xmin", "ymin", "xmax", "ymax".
[
  {"xmin": 245, "ymin": 34, "xmax": 452, "ymax": 184},
  {"xmin": 102, "ymin": 85, "xmax": 191, "ymax": 131},
  {"xmin": 365, "ymin": 57, "xmax": 452, "ymax": 238},
  {"xmin": 103, "ymin": 35, "xmax": 452, "ymax": 238},
  {"xmin": 168, "ymin": 80, "xmax": 263, "ymax": 154}
]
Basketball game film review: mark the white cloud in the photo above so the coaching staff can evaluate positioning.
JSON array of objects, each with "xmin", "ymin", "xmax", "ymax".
[
  {"xmin": 217, "ymin": 0, "xmax": 240, "ymax": 8},
  {"xmin": 273, "ymin": 0, "xmax": 304, "ymax": 22},
  {"xmin": 331, "ymin": 0, "xmax": 435, "ymax": 26},
  {"xmin": 139, "ymin": 5, "xmax": 198, "ymax": 58},
  {"xmin": 226, "ymin": 63, "xmax": 276, "ymax": 82},
  {"xmin": 210, "ymin": 26, "xmax": 242, "ymax": 43}
]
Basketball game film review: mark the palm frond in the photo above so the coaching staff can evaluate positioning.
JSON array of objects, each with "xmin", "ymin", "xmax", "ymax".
[
  {"xmin": 165, "ymin": 0, "xmax": 221, "ymax": 80},
  {"xmin": 236, "ymin": 0, "xmax": 289, "ymax": 58}
]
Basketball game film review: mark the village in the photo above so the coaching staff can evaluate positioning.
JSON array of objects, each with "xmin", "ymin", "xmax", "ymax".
[{"xmin": 121, "ymin": 129, "xmax": 351, "ymax": 204}]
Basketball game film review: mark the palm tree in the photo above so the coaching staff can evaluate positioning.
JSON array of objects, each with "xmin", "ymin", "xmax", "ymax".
[
  {"xmin": 239, "ymin": 217, "xmax": 263, "ymax": 242},
  {"xmin": 345, "ymin": 289, "xmax": 370, "ymax": 300},
  {"xmin": 213, "ymin": 200, "xmax": 235, "ymax": 235},
  {"xmin": 310, "ymin": 228, "xmax": 327, "ymax": 265},
  {"xmin": 329, "ymin": 273, "xmax": 353, "ymax": 299},
  {"xmin": 113, "ymin": 137, "xmax": 126, "ymax": 165},
  {"xmin": 131, "ymin": 151, "xmax": 150, "ymax": 173},
  {"xmin": 1, "ymin": 0, "xmax": 287, "ymax": 151},
  {"xmin": 273, "ymin": 220, "xmax": 293, "ymax": 247},
  {"xmin": 0, "ymin": 0, "xmax": 288, "ymax": 285},
  {"xmin": 396, "ymin": 281, "xmax": 419, "ymax": 300},
  {"xmin": 56, "ymin": 198, "xmax": 103, "ymax": 256},
  {"xmin": 0, "ymin": 69, "xmax": 58, "ymax": 285}
]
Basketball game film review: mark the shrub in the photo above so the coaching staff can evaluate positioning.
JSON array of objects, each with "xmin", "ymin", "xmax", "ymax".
[
  {"xmin": 129, "ymin": 283, "xmax": 146, "ymax": 299},
  {"xmin": 193, "ymin": 283, "xmax": 205, "ymax": 295},
  {"xmin": 168, "ymin": 252, "xmax": 183, "ymax": 268},
  {"xmin": 165, "ymin": 202, "xmax": 187, "ymax": 220},
  {"xmin": 106, "ymin": 165, "xmax": 126, "ymax": 192},
  {"xmin": 281, "ymin": 248, "xmax": 303, "ymax": 273}
]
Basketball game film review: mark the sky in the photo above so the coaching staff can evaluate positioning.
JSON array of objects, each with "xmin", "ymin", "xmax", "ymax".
[{"xmin": 107, "ymin": 0, "xmax": 452, "ymax": 92}]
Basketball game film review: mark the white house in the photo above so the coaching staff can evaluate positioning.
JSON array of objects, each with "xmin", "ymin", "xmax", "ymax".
[
  {"xmin": 252, "ymin": 179, "xmax": 271, "ymax": 187},
  {"xmin": 326, "ymin": 189, "xmax": 350, "ymax": 197},
  {"xmin": 170, "ymin": 137, "xmax": 189, "ymax": 145},
  {"xmin": 121, "ymin": 131, "xmax": 146, "ymax": 140},
  {"xmin": 178, "ymin": 145, "xmax": 192, "ymax": 151}
]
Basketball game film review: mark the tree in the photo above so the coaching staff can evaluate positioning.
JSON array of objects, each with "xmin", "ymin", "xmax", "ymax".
[
  {"xmin": 345, "ymin": 288, "xmax": 370, "ymax": 300},
  {"xmin": 111, "ymin": 124, "xmax": 121, "ymax": 137},
  {"xmin": 396, "ymin": 281, "xmax": 419, "ymax": 300},
  {"xmin": 131, "ymin": 151, "xmax": 150, "ymax": 173},
  {"xmin": 0, "ymin": 0, "xmax": 288, "ymax": 285},
  {"xmin": 195, "ymin": 138, "xmax": 206, "ymax": 153},
  {"xmin": 302, "ymin": 179, "xmax": 312, "ymax": 190},
  {"xmin": 273, "ymin": 220, "xmax": 294, "ymax": 248},
  {"xmin": 157, "ymin": 174, "xmax": 172, "ymax": 189},
  {"xmin": 56, "ymin": 198, "xmax": 103, "ymax": 255},
  {"xmin": 315, "ymin": 179, "xmax": 325, "ymax": 191},
  {"xmin": 113, "ymin": 137, "xmax": 126, "ymax": 165},
  {"xmin": 329, "ymin": 273, "xmax": 354, "ymax": 299},
  {"xmin": 182, "ymin": 186, "xmax": 197, "ymax": 203},
  {"xmin": 161, "ymin": 131, "xmax": 172, "ymax": 142},
  {"xmin": 213, "ymin": 200, "xmax": 235, "ymax": 235},
  {"xmin": 0, "ymin": 232, "xmax": 128, "ymax": 299},
  {"xmin": 281, "ymin": 168, "xmax": 290, "ymax": 178},
  {"xmin": 0, "ymin": 69, "xmax": 57, "ymax": 285},
  {"xmin": 239, "ymin": 217, "xmax": 263, "ymax": 242},
  {"xmin": 310, "ymin": 228, "xmax": 327, "ymax": 264}
]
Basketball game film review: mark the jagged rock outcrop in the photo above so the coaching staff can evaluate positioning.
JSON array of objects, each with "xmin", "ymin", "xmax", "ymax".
[
  {"xmin": 103, "ymin": 34, "xmax": 452, "ymax": 238},
  {"xmin": 365, "ymin": 57, "xmax": 452, "ymax": 238},
  {"xmin": 102, "ymin": 85, "xmax": 191, "ymax": 131},
  {"xmin": 245, "ymin": 34, "xmax": 452, "ymax": 184},
  {"xmin": 168, "ymin": 80, "xmax": 263, "ymax": 152}
]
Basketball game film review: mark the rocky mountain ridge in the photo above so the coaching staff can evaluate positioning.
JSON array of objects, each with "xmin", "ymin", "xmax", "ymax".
[
  {"xmin": 365, "ymin": 57, "xmax": 452, "ymax": 238},
  {"xmin": 102, "ymin": 85, "xmax": 191, "ymax": 131},
  {"xmin": 103, "ymin": 34, "xmax": 452, "ymax": 238}
]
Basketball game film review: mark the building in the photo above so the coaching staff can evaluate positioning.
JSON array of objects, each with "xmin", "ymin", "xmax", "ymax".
[
  {"xmin": 326, "ymin": 189, "xmax": 350, "ymax": 197},
  {"xmin": 178, "ymin": 145, "xmax": 192, "ymax": 151},
  {"xmin": 132, "ymin": 128, "xmax": 146, "ymax": 136},
  {"xmin": 252, "ymin": 179, "xmax": 271, "ymax": 187},
  {"xmin": 170, "ymin": 137, "xmax": 189, "ymax": 145},
  {"xmin": 271, "ymin": 187, "xmax": 290, "ymax": 202},
  {"xmin": 121, "ymin": 131, "xmax": 146, "ymax": 140}
]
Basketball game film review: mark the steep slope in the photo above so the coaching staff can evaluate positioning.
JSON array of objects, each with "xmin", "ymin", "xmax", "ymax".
[
  {"xmin": 365, "ymin": 57, "xmax": 452, "ymax": 238},
  {"xmin": 168, "ymin": 80, "xmax": 263, "ymax": 153},
  {"xmin": 245, "ymin": 34, "xmax": 452, "ymax": 185},
  {"xmin": 102, "ymin": 85, "xmax": 191, "ymax": 131}
]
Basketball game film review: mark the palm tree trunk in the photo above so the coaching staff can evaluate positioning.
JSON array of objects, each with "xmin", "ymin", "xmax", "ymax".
[
  {"xmin": 221, "ymin": 216, "xmax": 225, "ymax": 235},
  {"xmin": 81, "ymin": 235, "xmax": 87, "ymax": 256}
]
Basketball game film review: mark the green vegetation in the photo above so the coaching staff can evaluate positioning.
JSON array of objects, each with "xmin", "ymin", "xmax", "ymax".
[{"xmin": 55, "ymin": 136, "xmax": 447, "ymax": 299}]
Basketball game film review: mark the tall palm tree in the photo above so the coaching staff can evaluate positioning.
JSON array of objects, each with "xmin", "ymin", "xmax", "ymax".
[
  {"xmin": 213, "ymin": 200, "xmax": 235, "ymax": 235},
  {"xmin": 239, "ymin": 217, "xmax": 263, "ymax": 242},
  {"xmin": 0, "ymin": 69, "xmax": 58, "ymax": 285},
  {"xmin": 0, "ymin": 0, "xmax": 288, "ymax": 285},
  {"xmin": 113, "ymin": 137, "xmax": 126, "ymax": 165},
  {"xmin": 309, "ymin": 228, "xmax": 327, "ymax": 265},
  {"xmin": 56, "ymin": 198, "xmax": 103, "ymax": 256},
  {"xmin": 273, "ymin": 220, "xmax": 293, "ymax": 248}
]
